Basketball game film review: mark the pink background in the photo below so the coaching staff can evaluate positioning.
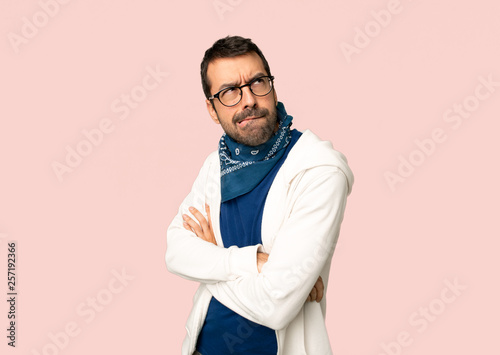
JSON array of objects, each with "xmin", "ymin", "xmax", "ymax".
[{"xmin": 1, "ymin": 0, "xmax": 499, "ymax": 354}]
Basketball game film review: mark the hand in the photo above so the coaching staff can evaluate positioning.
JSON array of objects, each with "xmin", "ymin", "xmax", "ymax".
[
  {"xmin": 306, "ymin": 276, "xmax": 324, "ymax": 303},
  {"xmin": 182, "ymin": 204, "xmax": 217, "ymax": 245},
  {"xmin": 257, "ymin": 252, "xmax": 269, "ymax": 273}
]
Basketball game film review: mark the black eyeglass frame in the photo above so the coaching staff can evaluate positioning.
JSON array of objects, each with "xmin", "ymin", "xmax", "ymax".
[{"xmin": 208, "ymin": 75, "xmax": 275, "ymax": 107}]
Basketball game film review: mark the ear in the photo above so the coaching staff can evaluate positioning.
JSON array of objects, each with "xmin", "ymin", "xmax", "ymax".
[
  {"xmin": 273, "ymin": 89, "xmax": 278, "ymax": 106},
  {"xmin": 206, "ymin": 99, "xmax": 220, "ymax": 124}
]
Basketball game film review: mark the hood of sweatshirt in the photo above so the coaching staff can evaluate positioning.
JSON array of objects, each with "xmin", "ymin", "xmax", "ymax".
[{"xmin": 281, "ymin": 129, "xmax": 354, "ymax": 196}]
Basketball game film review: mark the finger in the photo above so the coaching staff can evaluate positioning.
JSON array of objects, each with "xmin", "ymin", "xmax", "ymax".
[
  {"xmin": 310, "ymin": 286, "xmax": 317, "ymax": 301},
  {"xmin": 189, "ymin": 207, "xmax": 209, "ymax": 232},
  {"xmin": 205, "ymin": 204, "xmax": 216, "ymax": 244},
  {"xmin": 182, "ymin": 221, "xmax": 192, "ymax": 231},
  {"xmin": 316, "ymin": 276, "xmax": 324, "ymax": 302},
  {"xmin": 182, "ymin": 214, "xmax": 203, "ymax": 237},
  {"xmin": 306, "ymin": 295, "xmax": 311, "ymax": 302},
  {"xmin": 205, "ymin": 204, "xmax": 212, "ymax": 227}
]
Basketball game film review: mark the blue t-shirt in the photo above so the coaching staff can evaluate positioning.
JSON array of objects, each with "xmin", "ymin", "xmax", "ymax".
[{"xmin": 196, "ymin": 129, "xmax": 302, "ymax": 355}]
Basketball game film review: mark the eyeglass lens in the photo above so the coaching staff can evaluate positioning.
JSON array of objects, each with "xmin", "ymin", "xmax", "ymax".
[{"xmin": 219, "ymin": 77, "xmax": 273, "ymax": 106}]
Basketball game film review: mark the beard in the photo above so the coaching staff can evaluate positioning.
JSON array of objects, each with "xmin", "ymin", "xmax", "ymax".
[{"xmin": 218, "ymin": 104, "xmax": 278, "ymax": 147}]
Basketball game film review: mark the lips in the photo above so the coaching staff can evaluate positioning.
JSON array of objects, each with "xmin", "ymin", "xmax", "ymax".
[{"xmin": 237, "ymin": 116, "xmax": 263, "ymax": 127}]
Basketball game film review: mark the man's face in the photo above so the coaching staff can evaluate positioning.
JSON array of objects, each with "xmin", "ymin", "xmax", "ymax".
[{"xmin": 206, "ymin": 52, "xmax": 278, "ymax": 147}]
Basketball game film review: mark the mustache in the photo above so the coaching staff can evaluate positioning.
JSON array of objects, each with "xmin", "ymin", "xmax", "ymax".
[{"xmin": 233, "ymin": 107, "xmax": 269, "ymax": 124}]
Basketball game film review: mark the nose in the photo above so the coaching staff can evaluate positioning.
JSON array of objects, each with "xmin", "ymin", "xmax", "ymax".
[{"xmin": 240, "ymin": 85, "xmax": 257, "ymax": 109}]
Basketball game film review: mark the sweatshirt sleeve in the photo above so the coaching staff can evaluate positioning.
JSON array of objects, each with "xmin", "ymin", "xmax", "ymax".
[
  {"xmin": 165, "ymin": 153, "xmax": 260, "ymax": 283},
  {"xmin": 206, "ymin": 166, "xmax": 349, "ymax": 330}
]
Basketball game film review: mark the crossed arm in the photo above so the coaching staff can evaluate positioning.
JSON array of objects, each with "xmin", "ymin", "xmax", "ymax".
[
  {"xmin": 166, "ymin": 160, "xmax": 348, "ymax": 329},
  {"xmin": 182, "ymin": 204, "xmax": 325, "ymax": 303}
]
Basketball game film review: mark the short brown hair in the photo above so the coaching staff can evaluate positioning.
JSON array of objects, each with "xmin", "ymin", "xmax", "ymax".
[{"xmin": 200, "ymin": 36, "xmax": 272, "ymax": 99}]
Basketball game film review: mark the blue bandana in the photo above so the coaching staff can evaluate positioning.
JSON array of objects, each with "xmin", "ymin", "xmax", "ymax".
[{"xmin": 219, "ymin": 102, "xmax": 293, "ymax": 202}]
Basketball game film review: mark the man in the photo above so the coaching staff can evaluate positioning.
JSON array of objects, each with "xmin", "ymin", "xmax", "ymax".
[{"xmin": 166, "ymin": 36, "xmax": 354, "ymax": 355}]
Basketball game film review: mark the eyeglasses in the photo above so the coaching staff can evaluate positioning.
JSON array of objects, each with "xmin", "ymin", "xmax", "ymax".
[{"xmin": 209, "ymin": 75, "xmax": 275, "ymax": 107}]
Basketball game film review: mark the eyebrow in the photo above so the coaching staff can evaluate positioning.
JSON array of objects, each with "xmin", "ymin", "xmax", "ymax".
[{"xmin": 217, "ymin": 72, "xmax": 267, "ymax": 92}]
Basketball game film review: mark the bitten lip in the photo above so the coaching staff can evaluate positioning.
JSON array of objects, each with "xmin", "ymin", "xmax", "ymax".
[{"xmin": 237, "ymin": 116, "xmax": 263, "ymax": 126}]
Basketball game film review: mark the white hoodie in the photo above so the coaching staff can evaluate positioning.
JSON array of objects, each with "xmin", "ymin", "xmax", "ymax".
[{"xmin": 166, "ymin": 129, "xmax": 354, "ymax": 355}]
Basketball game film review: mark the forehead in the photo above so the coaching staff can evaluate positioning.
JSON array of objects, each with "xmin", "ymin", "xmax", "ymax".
[{"xmin": 207, "ymin": 52, "xmax": 266, "ymax": 90}]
